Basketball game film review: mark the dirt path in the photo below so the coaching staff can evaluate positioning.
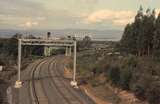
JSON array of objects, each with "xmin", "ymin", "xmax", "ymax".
[
  {"xmin": 80, "ymin": 84, "xmax": 148, "ymax": 104},
  {"xmin": 81, "ymin": 85, "xmax": 113, "ymax": 104}
]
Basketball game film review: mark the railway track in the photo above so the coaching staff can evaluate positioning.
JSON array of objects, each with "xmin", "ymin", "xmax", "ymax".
[
  {"xmin": 47, "ymin": 58, "xmax": 85, "ymax": 104},
  {"xmin": 25, "ymin": 57, "xmax": 94, "ymax": 104},
  {"xmin": 29, "ymin": 59, "xmax": 49, "ymax": 104}
]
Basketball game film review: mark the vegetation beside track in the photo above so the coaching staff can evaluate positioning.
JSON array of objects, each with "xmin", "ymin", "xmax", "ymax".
[{"xmin": 67, "ymin": 7, "xmax": 160, "ymax": 104}]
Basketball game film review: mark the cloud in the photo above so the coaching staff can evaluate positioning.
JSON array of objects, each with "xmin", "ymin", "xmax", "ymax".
[
  {"xmin": 113, "ymin": 18, "xmax": 134, "ymax": 26},
  {"xmin": 0, "ymin": 0, "xmax": 136, "ymax": 29},
  {"xmin": 156, "ymin": 9, "xmax": 160, "ymax": 17},
  {"xmin": 83, "ymin": 9, "xmax": 135, "ymax": 26},
  {"xmin": 0, "ymin": 0, "xmax": 45, "ymax": 17},
  {"xmin": 0, "ymin": 0, "xmax": 47, "ymax": 28},
  {"xmin": 79, "ymin": 0, "xmax": 98, "ymax": 4},
  {"xmin": 19, "ymin": 21, "xmax": 39, "ymax": 28},
  {"xmin": 0, "ymin": 0, "xmax": 83, "ymax": 29}
]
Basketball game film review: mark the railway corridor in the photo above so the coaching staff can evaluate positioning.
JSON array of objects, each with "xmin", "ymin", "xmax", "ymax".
[{"xmin": 16, "ymin": 56, "xmax": 94, "ymax": 104}]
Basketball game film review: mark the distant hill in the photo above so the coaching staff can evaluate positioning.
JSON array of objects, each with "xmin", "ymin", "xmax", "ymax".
[{"xmin": 0, "ymin": 29, "xmax": 123, "ymax": 41}]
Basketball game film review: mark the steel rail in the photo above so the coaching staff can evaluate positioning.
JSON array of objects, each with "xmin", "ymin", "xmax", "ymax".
[
  {"xmin": 47, "ymin": 58, "xmax": 84, "ymax": 104},
  {"xmin": 47, "ymin": 59, "xmax": 71, "ymax": 104},
  {"xmin": 30, "ymin": 59, "xmax": 49, "ymax": 104},
  {"xmin": 53, "ymin": 61, "xmax": 84, "ymax": 104}
]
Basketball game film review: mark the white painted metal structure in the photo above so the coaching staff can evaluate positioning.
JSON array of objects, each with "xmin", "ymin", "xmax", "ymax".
[
  {"xmin": 0, "ymin": 65, "xmax": 3, "ymax": 72},
  {"xmin": 15, "ymin": 38, "xmax": 77, "ymax": 88}
]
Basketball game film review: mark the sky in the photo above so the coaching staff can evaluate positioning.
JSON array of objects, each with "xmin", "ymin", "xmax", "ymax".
[{"xmin": 0, "ymin": 0, "xmax": 160, "ymax": 30}]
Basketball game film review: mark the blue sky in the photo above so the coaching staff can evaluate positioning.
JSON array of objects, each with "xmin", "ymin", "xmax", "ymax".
[{"xmin": 0, "ymin": 0, "xmax": 160, "ymax": 30}]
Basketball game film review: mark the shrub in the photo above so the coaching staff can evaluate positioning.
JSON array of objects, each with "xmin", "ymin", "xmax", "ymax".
[
  {"xmin": 92, "ymin": 64, "xmax": 105, "ymax": 75},
  {"xmin": 146, "ymin": 82, "xmax": 160, "ymax": 104},
  {"xmin": 122, "ymin": 55, "xmax": 137, "ymax": 68},
  {"xmin": 107, "ymin": 66, "xmax": 120, "ymax": 86},
  {"xmin": 119, "ymin": 68, "xmax": 132, "ymax": 90},
  {"xmin": 90, "ymin": 78, "xmax": 99, "ymax": 87},
  {"xmin": 133, "ymin": 83, "xmax": 146, "ymax": 100},
  {"xmin": 0, "ymin": 59, "xmax": 5, "ymax": 66},
  {"xmin": 0, "ymin": 92, "xmax": 3, "ymax": 104}
]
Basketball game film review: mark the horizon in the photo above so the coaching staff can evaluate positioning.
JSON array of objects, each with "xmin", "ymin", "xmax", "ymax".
[
  {"xmin": 0, "ymin": 28, "xmax": 123, "ymax": 41},
  {"xmin": 0, "ymin": 27, "xmax": 123, "ymax": 31}
]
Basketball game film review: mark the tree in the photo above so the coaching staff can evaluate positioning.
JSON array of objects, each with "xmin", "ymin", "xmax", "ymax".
[
  {"xmin": 4, "ymin": 33, "xmax": 22, "ymax": 57},
  {"xmin": 121, "ymin": 24, "xmax": 137, "ymax": 54},
  {"xmin": 135, "ymin": 6, "xmax": 145, "ymax": 56},
  {"xmin": 153, "ymin": 13, "xmax": 160, "ymax": 56},
  {"xmin": 140, "ymin": 9, "xmax": 156, "ymax": 56},
  {"xmin": 121, "ymin": 7, "xmax": 157, "ymax": 56},
  {"xmin": 78, "ymin": 36, "xmax": 92, "ymax": 50},
  {"xmin": 82, "ymin": 36, "xmax": 92, "ymax": 48},
  {"xmin": 121, "ymin": 6, "xmax": 144, "ymax": 55},
  {"xmin": 23, "ymin": 35, "xmax": 44, "ymax": 56}
]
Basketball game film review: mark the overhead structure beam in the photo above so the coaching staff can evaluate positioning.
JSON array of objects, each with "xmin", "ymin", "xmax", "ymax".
[
  {"xmin": 21, "ymin": 39, "xmax": 74, "ymax": 46},
  {"xmin": 15, "ymin": 38, "xmax": 78, "ymax": 88},
  {"xmin": 21, "ymin": 43, "xmax": 74, "ymax": 46}
]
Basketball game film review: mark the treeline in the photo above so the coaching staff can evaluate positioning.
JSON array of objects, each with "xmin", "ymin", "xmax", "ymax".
[
  {"xmin": 117, "ymin": 7, "xmax": 160, "ymax": 104},
  {"xmin": 120, "ymin": 6, "xmax": 160, "ymax": 56},
  {"xmin": 0, "ymin": 34, "xmax": 44, "ymax": 65},
  {"xmin": 104, "ymin": 56, "xmax": 160, "ymax": 104}
]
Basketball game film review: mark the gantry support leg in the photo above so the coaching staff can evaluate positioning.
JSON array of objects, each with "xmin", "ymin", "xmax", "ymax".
[
  {"xmin": 70, "ymin": 41, "xmax": 78, "ymax": 88},
  {"xmin": 68, "ymin": 46, "xmax": 72, "ymax": 56},
  {"xmin": 65, "ymin": 47, "xmax": 69, "ymax": 56},
  {"xmin": 15, "ymin": 39, "xmax": 22, "ymax": 88}
]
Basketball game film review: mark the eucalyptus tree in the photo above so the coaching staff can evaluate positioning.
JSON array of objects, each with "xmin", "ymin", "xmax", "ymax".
[{"xmin": 153, "ymin": 13, "xmax": 160, "ymax": 56}]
